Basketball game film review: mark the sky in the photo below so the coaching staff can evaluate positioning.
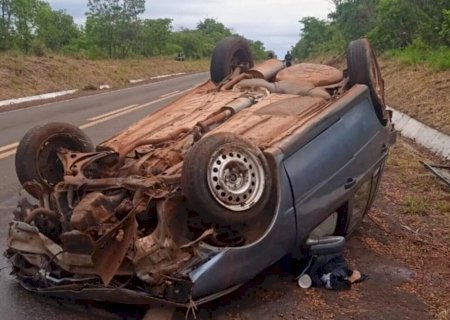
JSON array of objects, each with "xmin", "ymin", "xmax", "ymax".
[{"xmin": 48, "ymin": 0, "xmax": 333, "ymax": 57}]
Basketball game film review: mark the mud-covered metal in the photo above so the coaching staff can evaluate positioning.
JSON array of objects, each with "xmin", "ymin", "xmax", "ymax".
[{"xmin": 6, "ymin": 47, "xmax": 394, "ymax": 309}]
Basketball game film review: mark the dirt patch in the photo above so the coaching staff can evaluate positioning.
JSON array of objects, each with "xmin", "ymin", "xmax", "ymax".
[
  {"xmin": 0, "ymin": 54, "xmax": 208, "ymax": 101},
  {"xmin": 380, "ymin": 59, "xmax": 450, "ymax": 136}
]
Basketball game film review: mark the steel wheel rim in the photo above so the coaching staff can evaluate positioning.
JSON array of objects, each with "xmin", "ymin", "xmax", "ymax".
[{"xmin": 207, "ymin": 144, "xmax": 265, "ymax": 212}]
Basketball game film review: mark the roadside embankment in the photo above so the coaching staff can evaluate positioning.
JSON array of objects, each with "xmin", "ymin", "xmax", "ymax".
[{"xmin": 0, "ymin": 54, "xmax": 209, "ymax": 100}]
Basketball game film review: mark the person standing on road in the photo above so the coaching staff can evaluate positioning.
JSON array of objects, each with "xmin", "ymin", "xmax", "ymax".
[{"xmin": 285, "ymin": 51, "xmax": 293, "ymax": 67}]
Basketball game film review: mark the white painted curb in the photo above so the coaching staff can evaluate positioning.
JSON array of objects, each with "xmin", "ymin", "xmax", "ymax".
[
  {"xmin": 390, "ymin": 107, "xmax": 450, "ymax": 160},
  {"xmin": 0, "ymin": 89, "xmax": 78, "ymax": 107},
  {"xmin": 1, "ymin": 72, "xmax": 187, "ymax": 108}
]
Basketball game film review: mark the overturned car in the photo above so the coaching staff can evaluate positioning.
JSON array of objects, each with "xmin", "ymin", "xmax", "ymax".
[{"xmin": 6, "ymin": 37, "xmax": 395, "ymax": 312}]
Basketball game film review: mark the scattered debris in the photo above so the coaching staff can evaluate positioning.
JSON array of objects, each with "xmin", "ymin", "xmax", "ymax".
[
  {"xmin": 421, "ymin": 161, "xmax": 450, "ymax": 187},
  {"xmin": 99, "ymin": 84, "xmax": 111, "ymax": 90}
]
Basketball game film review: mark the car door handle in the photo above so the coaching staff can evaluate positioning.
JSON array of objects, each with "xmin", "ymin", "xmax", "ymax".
[{"xmin": 345, "ymin": 178, "xmax": 356, "ymax": 189}]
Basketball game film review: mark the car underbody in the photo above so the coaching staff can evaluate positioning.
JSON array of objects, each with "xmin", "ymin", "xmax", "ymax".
[{"xmin": 5, "ymin": 37, "xmax": 393, "ymax": 310}]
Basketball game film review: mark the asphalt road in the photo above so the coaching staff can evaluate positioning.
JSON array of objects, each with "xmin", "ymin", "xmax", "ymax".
[{"xmin": 0, "ymin": 73, "xmax": 209, "ymax": 320}]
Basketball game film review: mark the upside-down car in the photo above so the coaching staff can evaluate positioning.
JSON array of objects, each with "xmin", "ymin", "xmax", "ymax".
[{"xmin": 6, "ymin": 37, "xmax": 396, "ymax": 314}]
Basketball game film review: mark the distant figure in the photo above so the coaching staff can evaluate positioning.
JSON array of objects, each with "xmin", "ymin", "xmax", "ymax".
[
  {"xmin": 176, "ymin": 52, "xmax": 185, "ymax": 61},
  {"xmin": 267, "ymin": 51, "xmax": 275, "ymax": 59},
  {"xmin": 284, "ymin": 51, "xmax": 293, "ymax": 67}
]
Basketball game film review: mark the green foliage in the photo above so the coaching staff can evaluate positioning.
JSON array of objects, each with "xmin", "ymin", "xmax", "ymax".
[
  {"xmin": 440, "ymin": 9, "xmax": 450, "ymax": 45},
  {"xmin": 0, "ymin": 1, "xmax": 267, "ymax": 61},
  {"xmin": 197, "ymin": 18, "xmax": 232, "ymax": 44},
  {"xmin": 140, "ymin": 18, "xmax": 172, "ymax": 56},
  {"xmin": 35, "ymin": 5, "xmax": 80, "ymax": 51},
  {"xmin": 10, "ymin": 0, "xmax": 43, "ymax": 52},
  {"xmin": 292, "ymin": 0, "xmax": 449, "ymax": 69},
  {"xmin": 248, "ymin": 40, "xmax": 266, "ymax": 61},
  {"xmin": 292, "ymin": 17, "xmax": 345, "ymax": 59},
  {"xmin": 330, "ymin": 0, "xmax": 380, "ymax": 43},
  {"xmin": 386, "ymin": 40, "xmax": 450, "ymax": 71},
  {"xmin": 86, "ymin": 0, "xmax": 145, "ymax": 58}
]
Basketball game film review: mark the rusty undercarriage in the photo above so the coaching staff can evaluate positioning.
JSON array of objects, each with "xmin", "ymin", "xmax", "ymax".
[{"xmin": 5, "ymin": 37, "xmax": 392, "ymax": 311}]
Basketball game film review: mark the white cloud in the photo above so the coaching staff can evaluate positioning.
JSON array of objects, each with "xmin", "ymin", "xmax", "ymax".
[{"xmin": 48, "ymin": 0, "xmax": 333, "ymax": 56}]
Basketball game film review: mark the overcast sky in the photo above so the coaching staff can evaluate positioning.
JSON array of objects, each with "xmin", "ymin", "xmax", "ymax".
[{"xmin": 48, "ymin": 0, "xmax": 333, "ymax": 56}]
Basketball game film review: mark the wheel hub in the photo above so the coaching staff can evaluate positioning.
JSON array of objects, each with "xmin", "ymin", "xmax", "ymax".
[{"xmin": 207, "ymin": 144, "xmax": 265, "ymax": 212}]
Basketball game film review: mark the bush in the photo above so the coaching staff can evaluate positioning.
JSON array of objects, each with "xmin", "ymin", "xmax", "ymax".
[
  {"xmin": 31, "ymin": 39, "xmax": 46, "ymax": 57},
  {"xmin": 385, "ymin": 39, "xmax": 450, "ymax": 71}
]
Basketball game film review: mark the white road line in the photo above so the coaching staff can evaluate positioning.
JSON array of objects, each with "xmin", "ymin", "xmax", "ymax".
[
  {"xmin": 79, "ymin": 88, "xmax": 190, "ymax": 130},
  {"xmin": 0, "ymin": 149, "xmax": 16, "ymax": 160},
  {"xmin": 88, "ymin": 104, "xmax": 138, "ymax": 121},
  {"xmin": 160, "ymin": 90, "xmax": 180, "ymax": 98},
  {"xmin": 0, "ymin": 72, "xmax": 206, "ymax": 116},
  {"xmin": 0, "ymin": 85, "xmax": 199, "ymax": 160},
  {"xmin": 0, "ymin": 142, "xmax": 19, "ymax": 153}
]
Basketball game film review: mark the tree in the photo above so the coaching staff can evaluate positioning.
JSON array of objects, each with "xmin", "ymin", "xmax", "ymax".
[
  {"xmin": 292, "ymin": 17, "xmax": 339, "ymax": 59},
  {"xmin": 368, "ymin": 0, "xmax": 437, "ymax": 50},
  {"xmin": 330, "ymin": 0, "xmax": 380, "ymax": 43},
  {"xmin": 10, "ymin": 0, "xmax": 44, "ymax": 52},
  {"xmin": 86, "ymin": 0, "xmax": 145, "ymax": 58},
  {"xmin": 35, "ymin": 4, "xmax": 80, "ymax": 51},
  {"xmin": 170, "ymin": 29, "xmax": 210, "ymax": 59},
  {"xmin": 0, "ymin": 0, "xmax": 13, "ymax": 50},
  {"xmin": 248, "ymin": 40, "xmax": 266, "ymax": 60},
  {"xmin": 140, "ymin": 18, "xmax": 172, "ymax": 56},
  {"xmin": 197, "ymin": 18, "xmax": 232, "ymax": 44}
]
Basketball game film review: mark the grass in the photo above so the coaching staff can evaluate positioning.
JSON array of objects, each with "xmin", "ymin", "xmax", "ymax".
[
  {"xmin": 385, "ymin": 46, "xmax": 450, "ymax": 71},
  {"xmin": 402, "ymin": 196, "xmax": 429, "ymax": 215},
  {"xmin": 385, "ymin": 138, "xmax": 450, "ymax": 219},
  {"xmin": 0, "ymin": 54, "xmax": 209, "ymax": 100}
]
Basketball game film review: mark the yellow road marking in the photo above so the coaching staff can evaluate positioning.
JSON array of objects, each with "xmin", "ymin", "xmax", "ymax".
[
  {"xmin": 0, "ymin": 142, "xmax": 19, "ymax": 153},
  {"xmin": 0, "ymin": 86, "xmax": 197, "ymax": 161},
  {"xmin": 88, "ymin": 104, "xmax": 138, "ymax": 122}
]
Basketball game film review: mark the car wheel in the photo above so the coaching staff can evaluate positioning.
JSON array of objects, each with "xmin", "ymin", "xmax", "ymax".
[
  {"xmin": 15, "ymin": 122, "xmax": 94, "ymax": 198},
  {"xmin": 210, "ymin": 36, "xmax": 254, "ymax": 84},
  {"xmin": 182, "ymin": 132, "xmax": 272, "ymax": 224},
  {"xmin": 347, "ymin": 38, "xmax": 387, "ymax": 124}
]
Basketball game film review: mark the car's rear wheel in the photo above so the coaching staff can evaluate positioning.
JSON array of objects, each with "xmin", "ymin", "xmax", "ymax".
[
  {"xmin": 210, "ymin": 36, "xmax": 254, "ymax": 84},
  {"xmin": 15, "ymin": 122, "xmax": 94, "ymax": 198},
  {"xmin": 182, "ymin": 132, "xmax": 271, "ymax": 224},
  {"xmin": 347, "ymin": 38, "xmax": 387, "ymax": 124}
]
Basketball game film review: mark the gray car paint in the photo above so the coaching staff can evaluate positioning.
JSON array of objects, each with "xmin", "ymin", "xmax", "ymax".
[{"xmin": 188, "ymin": 85, "xmax": 394, "ymax": 300}]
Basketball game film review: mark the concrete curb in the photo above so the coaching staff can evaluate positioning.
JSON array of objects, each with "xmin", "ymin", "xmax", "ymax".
[
  {"xmin": 0, "ymin": 73, "xmax": 188, "ymax": 108},
  {"xmin": 390, "ymin": 107, "xmax": 450, "ymax": 160},
  {"xmin": 0, "ymin": 90, "xmax": 78, "ymax": 107}
]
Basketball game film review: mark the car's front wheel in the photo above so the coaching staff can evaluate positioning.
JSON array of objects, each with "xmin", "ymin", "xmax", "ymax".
[
  {"xmin": 182, "ymin": 132, "xmax": 272, "ymax": 224},
  {"xmin": 15, "ymin": 122, "xmax": 94, "ymax": 198}
]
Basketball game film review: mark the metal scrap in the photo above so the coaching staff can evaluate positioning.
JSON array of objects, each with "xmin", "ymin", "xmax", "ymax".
[{"xmin": 421, "ymin": 161, "xmax": 450, "ymax": 187}]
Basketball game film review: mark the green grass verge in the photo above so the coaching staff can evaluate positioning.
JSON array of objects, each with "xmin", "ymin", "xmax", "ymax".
[{"xmin": 385, "ymin": 46, "xmax": 450, "ymax": 71}]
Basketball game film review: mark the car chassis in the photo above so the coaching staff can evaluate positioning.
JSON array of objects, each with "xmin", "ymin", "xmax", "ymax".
[{"xmin": 5, "ymin": 37, "xmax": 396, "ymax": 314}]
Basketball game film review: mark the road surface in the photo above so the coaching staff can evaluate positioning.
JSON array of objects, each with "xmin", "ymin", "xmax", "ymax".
[{"xmin": 0, "ymin": 73, "xmax": 208, "ymax": 320}]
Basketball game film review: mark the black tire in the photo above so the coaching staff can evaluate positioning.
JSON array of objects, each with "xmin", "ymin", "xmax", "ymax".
[
  {"xmin": 347, "ymin": 38, "xmax": 387, "ymax": 124},
  {"xmin": 15, "ymin": 122, "xmax": 94, "ymax": 199},
  {"xmin": 210, "ymin": 36, "xmax": 254, "ymax": 84},
  {"xmin": 182, "ymin": 132, "xmax": 272, "ymax": 224}
]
